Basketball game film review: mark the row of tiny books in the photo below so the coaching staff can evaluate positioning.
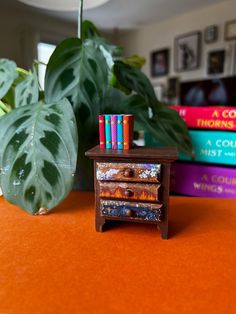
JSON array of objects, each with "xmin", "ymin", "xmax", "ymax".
[{"xmin": 99, "ymin": 114, "xmax": 134, "ymax": 150}]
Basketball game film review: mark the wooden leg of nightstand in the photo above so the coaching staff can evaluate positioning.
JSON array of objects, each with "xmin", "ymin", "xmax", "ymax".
[
  {"xmin": 158, "ymin": 224, "xmax": 169, "ymax": 239},
  {"xmin": 96, "ymin": 216, "xmax": 106, "ymax": 232}
]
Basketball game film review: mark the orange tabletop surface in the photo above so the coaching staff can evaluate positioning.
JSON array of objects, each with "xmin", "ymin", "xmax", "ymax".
[{"xmin": 0, "ymin": 192, "xmax": 236, "ymax": 314}]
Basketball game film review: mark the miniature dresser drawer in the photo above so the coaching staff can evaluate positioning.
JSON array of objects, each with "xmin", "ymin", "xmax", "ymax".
[
  {"xmin": 100, "ymin": 200, "xmax": 163, "ymax": 222},
  {"xmin": 85, "ymin": 145, "xmax": 178, "ymax": 238},
  {"xmin": 99, "ymin": 181, "xmax": 160, "ymax": 201},
  {"xmin": 96, "ymin": 162, "xmax": 161, "ymax": 182}
]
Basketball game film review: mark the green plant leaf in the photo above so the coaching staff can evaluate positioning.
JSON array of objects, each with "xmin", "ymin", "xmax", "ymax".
[
  {"xmin": 82, "ymin": 20, "xmax": 123, "ymax": 84},
  {"xmin": 0, "ymin": 98, "xmax": 78, "ymax": 214},
  {"xmin": 0, "ymin": 107, "xmax": 5, "ymax": 117},
  {"xmin": 113, "ymin": 60, "xmax": 160, "ymax": 110},
  {"xmin": 120, "ymin": 94, "xmax": 192, "ymax": 155},
  {"xmin": 82, "ymin": 20, "xmax": 100, "ymax": 40},
  {"xmin": 123, "ymin": 54, "xmax": 146, "ymax": 69},
  {"xmin": 112, "ymin": 60, "xmax": 193, "ymax": 154},
  {"xmin": 0, "ymin": 100, "xmax": 11, "ymax": 114},
  {"xmin": 15, "ymin": 68, "xmax": 39, "ymax": 107},
  {"xmin": 0, "ymin": 59, "xmax": 18, "ymax": 99},
  {"xmin": 2, "ymin": 67, "xmax": 30, "ymax": 109},
  {"xmin": 45, "ymin": 38, "xmax": 109, "ymax": 129},
  {"xmin": 82, "ymin": 20, "xmax": 123, "ymax": 57},
  {"xmin": 149, "ymin": 106, "xmax": 193, "ymax": 155}
]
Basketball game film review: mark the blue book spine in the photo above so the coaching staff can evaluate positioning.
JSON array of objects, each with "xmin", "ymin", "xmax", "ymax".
[
  {"xmin": 104, "ymin": 114, "xmax": 112, "ymax": 149},
  {"xmin": 145, "ymin": 130, "xmax": 236, "ymax": 165},
  {"xmin": 179, "ymin": 130, "xmax": 236, "ymax": 165},
  {"xmin": 117, "ymin": 115, "xmax": 123, "ymax": 150}
]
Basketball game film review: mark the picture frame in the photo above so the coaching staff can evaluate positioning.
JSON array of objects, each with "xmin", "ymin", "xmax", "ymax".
[
  {"xmin": 175, "ymin": 31, "xmax": 201, "ymax": 72},
  {"xmin": 150, "ymin": 48, "xmax": 169, "ymax": 77},
  {"xmin": 166, "ymin": 77, "xmax": 180, "ymax": 105},
  {"xmin": 225, "ymin": 20, "xmax": 236, "ymax": 40},
  {"xmin": 204, "ymin": 25, "xmax": 218, "ymax": 44},
  {"xmin": 207, "ymin": 50, "xmax": 225, "ymax": 75},
  {"xmin": 168, "ymin": 77, "xmax": 180, "ymax": 97}
]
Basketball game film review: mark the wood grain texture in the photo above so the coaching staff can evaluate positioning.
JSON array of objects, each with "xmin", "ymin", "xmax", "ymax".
[{"xmin": 85, "ymin": 145, "xmax": 178, "ymax": 162}]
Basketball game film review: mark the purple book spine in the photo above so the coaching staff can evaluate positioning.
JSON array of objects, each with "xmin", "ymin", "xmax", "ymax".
[
  {"xmin": 111, "ymin": 115, "xmax": 117, "ymax": 149},
  {"xmin": 171, "ymin": 162, "xmax": 236, "ymax": 198}
]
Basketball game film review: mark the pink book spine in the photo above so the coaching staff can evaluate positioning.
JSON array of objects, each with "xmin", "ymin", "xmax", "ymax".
[
  {"xmin": 111, "ymin": 115, "xmax": 117, "ymax": 149},
  {"xmin": 171, "ymin": 105, "xmax": 236, "ymax": 131},
  {"xmin": 98, "ymin": 115, "xmax": 105, "ymax": 149}
]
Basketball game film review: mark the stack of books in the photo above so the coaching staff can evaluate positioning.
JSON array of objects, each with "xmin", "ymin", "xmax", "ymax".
[
  {"xmin": 172, "ymin": 106, "xmax": 236, "ymax": 198},
  {"xmin": 99, "ymin": 114, "xmax": 134, "ymax": 150},
  {"xmin": 145, "ymin": 106, "xmax": 236, "ymax": 198}
]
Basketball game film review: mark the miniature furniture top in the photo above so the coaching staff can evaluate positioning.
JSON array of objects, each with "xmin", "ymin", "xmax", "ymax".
[
  {"xmin": 85, "ymin": 145, "xmax": 178, "ymax": 161},
  {"xmin": 0, "ymin": 192, "xmax": 235, "ymax": 314}
]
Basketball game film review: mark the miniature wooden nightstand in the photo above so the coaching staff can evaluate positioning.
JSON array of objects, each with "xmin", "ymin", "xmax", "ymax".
[{"xmin": 85, "ymin": 145, "xmax": 178, "ymax": 239}]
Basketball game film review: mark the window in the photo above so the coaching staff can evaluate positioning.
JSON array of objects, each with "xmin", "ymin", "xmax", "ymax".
[{"xmin": 37, "ymin": 42, "xmax": 56, "ymax": 90}]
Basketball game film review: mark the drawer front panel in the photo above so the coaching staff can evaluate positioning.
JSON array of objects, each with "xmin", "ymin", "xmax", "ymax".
[
  {"xmin": 96, "ymin": 162, "xmax": 161, "ymax": 182},
  {"xmin": 100, "ymin": 200, "xmax": 163, "ymax": 222},
  {"xmin": 99, "ymin": 182, "xmax": 160, "ymax": 201}
]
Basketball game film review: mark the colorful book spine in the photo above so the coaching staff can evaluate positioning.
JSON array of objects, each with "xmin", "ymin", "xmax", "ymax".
[
  {"xmin": 123, "ymin": 114, "xmax": 134, "ymax": 150},
  {"xmin": 111, "ymin": 115, "xmax": 118, "ymax": 149},
  {"xmin": 179, "ymin": 130, "xmax": 236, "ymax": 165},
  {"xmin": 145, "ymin": 130, "xmax": 236, "ymax": 166},
  {"xmin": 171, "ymin": 162, "xmax": 236, "ymax": 198},
  {"xmin": 171, "ymin": 105, "xmax": 236, "ymax": 131},
  {"xmin": 104, "ymin": 114, "xmax": 112, "ymax": 149},
  {"xmin": 117, "ymin": 115, "xmax": 123, "ymax": 150},
  {"xmin": 98, "ymin": 115, "xmax": 105, "ymax": 149}
]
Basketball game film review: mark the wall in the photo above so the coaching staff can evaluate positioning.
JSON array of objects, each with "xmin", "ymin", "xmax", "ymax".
[
  {"xmin": 0, "ymin": 5, "xmax": 78, "ymax": 69},
  {"xmin": 117, "ymin": 0, "xmax": 236, "ymax": 87},
  {"xmin": 0, "ymin": 4, "xmax": 117, "ymax": 70},
  {"xmin": 1, "ymin": 1, "xmax": 235, "ymax": 82}
]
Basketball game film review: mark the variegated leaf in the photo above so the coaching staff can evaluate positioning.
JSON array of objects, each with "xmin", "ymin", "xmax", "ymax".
[
  {"xmin": 113, "ymin": 60, "xmax": 159, "ymax": 110},
  {"xmin": 0, "ymin": 100, "xmax": 11, "ymax": 117},
  {"xmin": 0, "ymin": 98, "xmax": 78, "ymax": 214},
  {"xmin": 82, "ymin": 20, "xmax": 123, "ymax": 57},
  {"xmin": 44, "ymin": 38, "xmax": 109, "ymax": 129},
  {"xmin": 0, "ymin": 59, "xmax": 18, "ymax": 99},
  {"xmin": 15, "ymin": 68, "xmax": 39, "ymax": 107}
]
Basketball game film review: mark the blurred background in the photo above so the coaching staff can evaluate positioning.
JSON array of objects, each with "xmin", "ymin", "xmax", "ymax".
[{"xmin": 1, "ymin": 0, "xmax": 235, "ymax": 96}]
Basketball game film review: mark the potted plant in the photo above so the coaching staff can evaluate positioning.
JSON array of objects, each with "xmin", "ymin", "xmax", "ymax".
[{"xmin": 0, "ymin": 1, "xmax": 192, "ymax": 215}]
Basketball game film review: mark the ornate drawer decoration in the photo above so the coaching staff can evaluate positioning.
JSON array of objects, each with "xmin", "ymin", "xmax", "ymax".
[
  {"xmin": 99, "ymin": 181, "xmax": 160, "ymax": 201},
  {"xmin": 85, "ymin": 145, "xmax": 178, "ymax": 239},
  {"xmin": 96, "ymin": 162, "xmax": 161, "ymax": 182},
  {"xmin": 101, "ymin": 200, "xmax": 163, "ymax": 222}
]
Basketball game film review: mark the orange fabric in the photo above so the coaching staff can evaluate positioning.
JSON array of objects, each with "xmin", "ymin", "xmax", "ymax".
[{"xmin": 0, "ymin": 192, "xmax": 235, "ymax": 314}]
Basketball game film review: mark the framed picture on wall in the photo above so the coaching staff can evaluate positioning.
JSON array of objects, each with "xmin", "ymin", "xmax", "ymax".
[
  {"xmin": 207, "ymin": 50, "xmax": 225, "ymax": 75},
  {"xmin": 150, "ymin": 48, "xmax": 169, "ymax": 77},
  {"xmin": 204, "ymin": 25, "xmax": 218, "ymax": 44},
  {"xmin": 175, "ymin": 31, "xmax": 201, "ymax": 72},
  {"xmin": 225, "ymin": 20, "xmax": 236, "ymax": 40}
]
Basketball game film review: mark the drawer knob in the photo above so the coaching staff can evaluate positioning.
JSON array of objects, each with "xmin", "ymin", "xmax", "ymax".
[
  {"xmin": 124, "ymin": 189, "xmax": 134, "ymax": 197},
  {"xmin": 123, "ymin": 168, "xmax": 134, "ymax": 178},
  {"xmin": 124, "ymin": 209, "xmax": 133, "ymax": 217}
]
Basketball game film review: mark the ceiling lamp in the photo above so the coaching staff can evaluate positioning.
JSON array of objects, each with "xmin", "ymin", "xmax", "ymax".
[{"xmin": 18, "ymin": 0, "xmax": 110, "ymax": 11}]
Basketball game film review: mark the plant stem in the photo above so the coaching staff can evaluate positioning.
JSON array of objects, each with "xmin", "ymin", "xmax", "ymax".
[{"xmin": 78, "ymin": 0, "xmax": 84, "ymax": 39}]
